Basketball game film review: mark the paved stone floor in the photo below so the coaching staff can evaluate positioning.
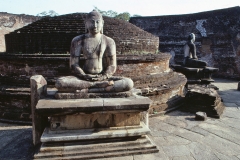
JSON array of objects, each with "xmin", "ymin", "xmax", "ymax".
[{"xmin": 0, "ymin": 78, "xmax": 240, "ymax": 160}]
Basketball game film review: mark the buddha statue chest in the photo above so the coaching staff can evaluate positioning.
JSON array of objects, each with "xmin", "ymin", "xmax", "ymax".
[{"xmin": 82, "ymin": 36, "xmax": 103, "ymax": 59}]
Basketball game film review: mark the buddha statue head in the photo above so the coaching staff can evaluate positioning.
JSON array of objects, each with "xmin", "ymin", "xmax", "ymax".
[
  {"xmin": 188, "ymin": 33, "xmax": 195, "ymax": 42},
  {"xmin": 85, "ymin": 10, "xmax": 104, "ymax": 34}
]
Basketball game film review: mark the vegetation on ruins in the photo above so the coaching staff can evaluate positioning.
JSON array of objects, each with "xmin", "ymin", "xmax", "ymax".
[
  {"xmin": 94, "ymin": 7, "xmax": 141, "ymax": 21},
  {"xmin": 36, "ymin": 10, "xmax": 59, "ymax": 17},
  {"xmin": 36, "ymin": 8, "xmax": 141, "ymax": 21}
]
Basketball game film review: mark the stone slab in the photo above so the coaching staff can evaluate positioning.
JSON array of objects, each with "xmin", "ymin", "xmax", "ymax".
[
  {"xmin": 36, "ymin": 96, "xmax": 151, "ymax": 115},
  {"xmin": 162, "ymin": 145, "xmax": 191, "ymax": 157},
  {"xmin": 172, "ymin": 156, "xmax": 195, "ymax": 160},
  {"xmin": 188, "ymin": 142, "xmax": 219, "ymax": 160},
  {"xmin": 134, "ymin": 151, "xmax": 169, "ymax": 160},
  {"xmin": 198, "ymin": 123, "xmax": 240, "ymax": 145},
  {"xmin": 202, "ymin": 134, "xmax": 240, "ymax": 155},
  {"xmin": 214, "ymin": 152, "xmax": 239, "ymax": 160},
  {"xmin": 50, "ymin": 112, "xmax": 141, "ymax": 130},
  {"xmin": 41, "ymin": 122, "xmax": 150, "ymax": 142},
  {"xmin": 97, "ymin": 156, "xmax": 133, "ymax": 160}
]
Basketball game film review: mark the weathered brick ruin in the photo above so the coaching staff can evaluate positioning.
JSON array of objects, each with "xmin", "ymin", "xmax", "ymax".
[
  {"xmin": 0, "ymin": 13, "xmax": 186, "ymax": 122},
  {"xmin": 130, "ymin": 7, "xmax": 240, "ymax": 79},
  {"xmin": 0, "ymin": 54, "xmax": 186, "ymax": 122},
  {"xmin": 5, "ymin": 13, "xmax": 159, "ymax": 54},
  {"xmin": 0, "ymin": 12, "xmax": 40, "ymax": 52}
]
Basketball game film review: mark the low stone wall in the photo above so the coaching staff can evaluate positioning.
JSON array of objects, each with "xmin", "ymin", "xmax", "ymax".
[{"xmin": 130, "ymin": 7, "xmax": 240, "ymax": 79}]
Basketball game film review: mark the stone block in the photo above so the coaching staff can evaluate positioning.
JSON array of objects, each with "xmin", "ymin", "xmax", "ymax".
[
  {"xmin": 30, "ymin": 75, "xmax": 48, "ymax": 145},
  {"xmin": 181, "ymin": 85, "xmax": 225, "ymax": 118},
  {"xmin": 195, "ymin": 112, "xmax": 207, "ymax": 121}
]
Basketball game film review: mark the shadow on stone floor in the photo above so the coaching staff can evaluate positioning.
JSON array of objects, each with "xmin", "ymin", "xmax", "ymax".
[
  {"xmin": 184, "ymin": 117, "xmax": 196, "ymax": 121},
  {"xmin": 0, "ymin": 128, "xmax": 35, "ymax": 160}
]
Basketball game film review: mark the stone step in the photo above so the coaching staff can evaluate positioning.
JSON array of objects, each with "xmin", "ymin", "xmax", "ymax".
[
  {"xmin": 40, "ymin": 136, "xmax": 150, "ymax": 152},
  {"xmin": 41, "ymin": 122, "xmax": 150, "ymax": 143},
  {"xmin": 35, "ymin": 136, "xmax": 158, "ymax": 159}
]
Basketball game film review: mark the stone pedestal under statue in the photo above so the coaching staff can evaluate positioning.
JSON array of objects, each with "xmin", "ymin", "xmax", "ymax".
[
  {"xmin": 172, "ymin": 64, "xmax": 218, "ymax": 84},
  {"xmin": 31, "ymin": 10, "xmax": 158, "ymax": 159},
  {"xmin": 31, "ymin": 75, "xmax": 158, "ymax": 159},
  {"xmin": 171, "ymin": 33, "xmax": 224, "ymax": 118},
  {"xmin": 172, "ymin": 33, "xmax": 218, "ymax": 84}
]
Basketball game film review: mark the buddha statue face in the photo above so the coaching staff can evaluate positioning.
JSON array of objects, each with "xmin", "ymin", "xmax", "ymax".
[{"xmin": 85, "ymin": 10, "xmax": 104, "ymax": 35}]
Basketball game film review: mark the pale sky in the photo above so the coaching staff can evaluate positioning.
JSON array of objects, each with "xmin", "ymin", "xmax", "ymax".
[{"xmin": 0, "ymin": 0, "xmax": 239, "ymax": 16}]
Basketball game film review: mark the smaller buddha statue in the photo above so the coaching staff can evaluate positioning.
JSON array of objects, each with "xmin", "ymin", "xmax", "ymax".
[
  {"xmin": 183, "ymin": 33, "xmax": 207, "ymax": 68},
  {"xmin": 55, "ymin": 10, "xmax": 133, "ymax": 93}
]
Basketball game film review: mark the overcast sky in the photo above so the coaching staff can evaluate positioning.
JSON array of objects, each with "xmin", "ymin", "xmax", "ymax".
[{"xmin": 0, "ymin": 0, "xmax": 239, "ymax": 16}]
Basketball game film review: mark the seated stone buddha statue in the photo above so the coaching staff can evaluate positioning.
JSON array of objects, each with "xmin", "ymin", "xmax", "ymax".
[
  {"xmin": 183, "ymin": 33, "xmax": 207, "ymax": 68},
  {"xmin": 55, "ymin": 10, "xmax": 133, "ymax": 93}
]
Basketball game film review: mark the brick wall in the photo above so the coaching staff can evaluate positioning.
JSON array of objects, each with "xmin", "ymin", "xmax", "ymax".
[
  {"xmin": 5, "ymin": 13, "xmax": 159, "ymax": 55},
  {"xmin": 0, "ymin": 12, "xmax": 40, "ymax": 52},
  {"xmin": 130, "ymin": 7, "xmax": 240, "ymax": 79}
]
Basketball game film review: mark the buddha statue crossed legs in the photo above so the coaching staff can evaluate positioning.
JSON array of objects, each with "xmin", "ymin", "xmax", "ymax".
[{"xmin": 55, "ymin": 10, "xmax": 133, "ymax": 93}]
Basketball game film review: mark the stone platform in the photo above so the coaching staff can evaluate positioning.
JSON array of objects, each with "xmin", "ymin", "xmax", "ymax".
[{"xmin": 31, "ymin": 75, "xmax": 158, "ymax": 159}]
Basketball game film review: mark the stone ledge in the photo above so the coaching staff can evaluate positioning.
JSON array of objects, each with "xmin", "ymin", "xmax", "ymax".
[
  {"xmin": 36, "ymin": 96, "xmax": 152, "ymax": 115},
  {"xmin": 41, "ymin": 122, "xmax": 150, "ymax": 142},
  {"xmin": 55, "ymin": 90, "xmax": 133, "ymax": 99}
]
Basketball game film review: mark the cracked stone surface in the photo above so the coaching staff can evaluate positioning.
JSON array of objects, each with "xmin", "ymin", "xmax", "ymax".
[{"xmin": 1, "ymin": 78, "xmax": 240, "ymax": 160}]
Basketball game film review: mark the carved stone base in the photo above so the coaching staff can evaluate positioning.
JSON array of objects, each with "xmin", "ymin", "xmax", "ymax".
[
  {"xmin": 50, "ymin": 111, "xmax": 141, "ymax": 130},
  {"xmin": 34, "ymin": 95, "xmax": 158, "ymax": 159}
]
